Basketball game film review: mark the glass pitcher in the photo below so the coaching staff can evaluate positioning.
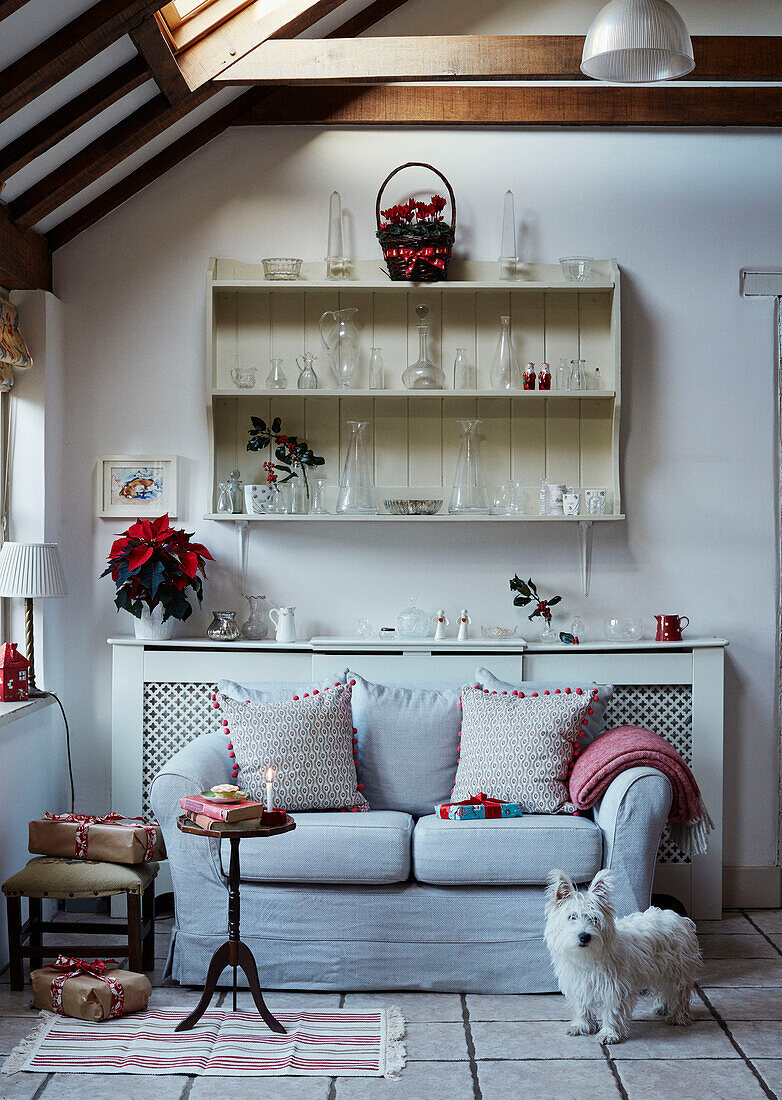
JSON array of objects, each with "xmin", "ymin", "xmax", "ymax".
[
  {"xmin": 319, "ymin": 307, "xmax": 360, "ymax": 389},
  {"xmin": 336, "ymin": 421, "xmax": 377, "ymax": 514},
  {"xmin": 296, "ymin": 353, "xmax": 319, "ymax": 390},
  {"xmin": 448, "ymin": 418, "xmax": 490, "ymax": 514}
]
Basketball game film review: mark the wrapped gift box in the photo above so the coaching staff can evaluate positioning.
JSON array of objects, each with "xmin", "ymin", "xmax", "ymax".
[
  {"xmin": 31, "ymin": 958, "xmax": 152, "ymax": 1021},
  {"xmin": 29, "ymin": 814, "xmax": 165, "ymax": 865},
  {"xmin": 436, "ymin": 793, "xmax": 524, "ymax": 821}
]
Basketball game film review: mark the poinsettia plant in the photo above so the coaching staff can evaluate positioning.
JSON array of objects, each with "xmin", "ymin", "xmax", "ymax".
[
  {"xmin": 101, "ymin": 514, "xmax": 213, "ymax": 622},
  {"xmin": 376, "ymin": 195, "xmax": 454, "ymax": 245},
  {"xmin": 247, "ymin": 416, "xmax": 324, "ymax": 497},
  {"xmin": 509, "ymin": 575, "xmax": 562, "ymax": 625}
]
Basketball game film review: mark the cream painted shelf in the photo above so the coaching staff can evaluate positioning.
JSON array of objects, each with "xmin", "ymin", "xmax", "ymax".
[
  {"xmin": 204, "ymin": 512, "xmax": 625, "ymax": 522},
  {"xmin": 211, "ymin": 389, "xmax": 616, "ymax": 399}
]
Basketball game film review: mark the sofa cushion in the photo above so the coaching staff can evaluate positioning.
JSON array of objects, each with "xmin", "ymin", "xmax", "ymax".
[
  {"xmin": 218, "ymin": 672, "xmax": 349, "ymax": 705},
  {"xmin": 346, "ymin": 672, "xmax": 461, "ymax": 815},
  {"xmin": 222, "ymin": 811, "xmax": 414, "ymax": 885},
  {"xmin": 413, "ymin": 813, "xmax": 602, "ymax": 886},
  {"xmin": 475, "ymin": 667, "xmax": 613, "ymax": 746}
]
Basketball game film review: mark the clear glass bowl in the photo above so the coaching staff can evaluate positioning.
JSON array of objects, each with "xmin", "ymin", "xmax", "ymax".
[
  {"xmin": 559, "ymin": 256, "xmax": 594, "ymax": 284},
  {"xmin": 262, "ymin": 258, "xmax": 302, "ymax": 280},
  {"xmin": 481, "ymin": 626, "xmax": 519, "ymax": 639}
]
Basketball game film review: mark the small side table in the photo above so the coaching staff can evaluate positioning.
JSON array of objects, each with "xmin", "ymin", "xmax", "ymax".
[{"xmin": 175, "ymin": 814, "xmax": 295, "ymax": 1033}]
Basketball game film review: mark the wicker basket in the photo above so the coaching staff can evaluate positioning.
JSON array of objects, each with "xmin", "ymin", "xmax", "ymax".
[{"xmin": 376, "ymin": 162, "xmax": 456, "ymax": 283}]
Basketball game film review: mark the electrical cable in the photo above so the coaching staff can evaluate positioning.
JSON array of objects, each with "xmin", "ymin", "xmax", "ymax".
[{"xmin": 45, "ymin": 691, "xmax": 75, "ymax": 814}]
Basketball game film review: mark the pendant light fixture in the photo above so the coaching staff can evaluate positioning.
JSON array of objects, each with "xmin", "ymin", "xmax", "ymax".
[{"xmin": 581, "ymin": 0, "xmax": 695, "ymax": 83}]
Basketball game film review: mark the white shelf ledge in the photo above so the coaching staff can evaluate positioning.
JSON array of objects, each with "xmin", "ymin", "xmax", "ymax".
[
  {"xmin": 204, "ymin": 513, "xmax": 625, "ymax": 522},
  {"xmin": 212, "ymin": 279, "xmax": 616, "ymax": 293},
  {"xmin": 212, "ymin": 389, "xmax": 616, "ymax": 399}
]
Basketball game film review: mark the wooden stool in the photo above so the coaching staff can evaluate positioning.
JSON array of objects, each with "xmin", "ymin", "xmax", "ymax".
[{"xmin": 2, "ymin": 857, "xmax": 158, "ymax": 990}]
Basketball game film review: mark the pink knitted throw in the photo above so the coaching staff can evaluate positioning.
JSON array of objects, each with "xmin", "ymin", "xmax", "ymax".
[{"xmin": 569, "ymin": 725, "xmax": 714, "ymax": 856}]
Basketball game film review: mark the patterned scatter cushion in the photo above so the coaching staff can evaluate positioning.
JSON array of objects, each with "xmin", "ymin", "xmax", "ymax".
[
  {"xmin": 217, "ymin": 672, "xmax": 349, "ymax": 706},
  {"xmin": 474, "ymin": 667, "xmax": 613, "ymax": 746},
  {"xmin": 451, "ymin": 685, "xmax": 597, "ymax": 813},
  {"xmin": 217, "ymin": 682, "xmax": 369, "ymax": 813}
]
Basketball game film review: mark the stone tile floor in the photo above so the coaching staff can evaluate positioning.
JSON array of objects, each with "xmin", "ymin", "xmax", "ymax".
[{"xmin": 1, "ymin": 909, "xmax": 781, "ymax": 1099}]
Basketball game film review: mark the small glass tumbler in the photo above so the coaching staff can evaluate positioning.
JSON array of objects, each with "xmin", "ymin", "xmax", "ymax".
[
  {"xmin": 560, "ymin": 256, "xmax": 594, "ymax": 284},
  {"xmin": 493, "ymin": 481, "xmax": 524, "ymax": 515},
  {"xmin": 309, "ymin": 477, "xmax": 329, "ymax": 515}
]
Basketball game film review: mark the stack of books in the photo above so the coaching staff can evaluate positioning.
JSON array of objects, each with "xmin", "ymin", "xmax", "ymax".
[{"xmin": 179, "ymin": 795, "xmax": 272, "ymax": 830}]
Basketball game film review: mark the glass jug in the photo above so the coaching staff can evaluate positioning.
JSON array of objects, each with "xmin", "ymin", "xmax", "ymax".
[
  {"xmin": 319, "ymin": 307, "xmax": 360, "ymax": 389},
  {"xmin": 241, "ymin": 594, "xmax": 269, "ymax": 640},
  {"xmin": 336, "ymin": 420, "xmax": 377, "ymax": 514},
  {"xmin": 448, "ymin": 418, "xmax": 490, "ymax": 514},
  {"xmin": 296, "ymin": 353, "xmax": 319, "ymax": 390}
]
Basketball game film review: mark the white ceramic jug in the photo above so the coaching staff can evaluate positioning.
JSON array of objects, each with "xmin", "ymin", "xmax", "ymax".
[{"xmin": 269, "ymin": 605, "xmax": 297, "ymax": 643}]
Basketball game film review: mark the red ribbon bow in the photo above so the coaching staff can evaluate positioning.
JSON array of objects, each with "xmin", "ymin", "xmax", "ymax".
[
  {"xmin": 385, "ymin": 245, "xmax": 449, "ymax": 277},
  {"xmin": 438, "ymin": 792, "xmax": 508, "ymax": 818},
  {"xmin": 44, "ymin": 812, "xmax": 157, "ymax": 862},
  {"xmin": 49, "ymin": 955, "xmax": 125, "ymax": 1018}
]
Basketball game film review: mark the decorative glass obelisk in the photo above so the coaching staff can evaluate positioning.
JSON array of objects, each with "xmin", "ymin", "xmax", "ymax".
[
  {"xmin": 326, "ymin": 190, "xmax": 348, "ymax": 280},
  {"xmin": 499, "ymin": 189, "xmax": 518, "ymax": 281}
]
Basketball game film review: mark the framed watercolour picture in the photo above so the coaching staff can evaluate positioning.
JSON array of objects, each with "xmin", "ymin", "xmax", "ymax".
[{"xmin": 97, "ymin": 456, "xmax": 178, "ymax": 519}]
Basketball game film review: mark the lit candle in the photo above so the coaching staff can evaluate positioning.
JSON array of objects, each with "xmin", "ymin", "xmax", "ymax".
[{"xmin": 265, "ymin": 766, "xmax": 275, "ymax": 813}]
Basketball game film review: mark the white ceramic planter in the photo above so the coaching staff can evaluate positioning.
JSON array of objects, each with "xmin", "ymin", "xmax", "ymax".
[{"xmin": 133, "ymin": 605, "xmax": 175, "ymax": 641}]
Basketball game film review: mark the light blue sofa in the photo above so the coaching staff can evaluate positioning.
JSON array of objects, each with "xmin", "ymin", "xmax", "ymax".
[{"xmin": 151, "ymin": 674, "xmax": 672, "ymax": 993}]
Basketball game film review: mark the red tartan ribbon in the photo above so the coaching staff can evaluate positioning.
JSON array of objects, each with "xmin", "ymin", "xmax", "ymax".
[
  {"xmin": 48, "ymin": 955, "xmax": 125, "ymax": 1018},
  {"xmin": 44, "ymin": 812, "xmax": 157, "ymax": 862},
  {"xmin": 438, "ymin": 792, "xmax": 507, "ymax": 819},
  {"xmin": 384, "ymin": 245, "xmax": 449, "ymax": 277}
]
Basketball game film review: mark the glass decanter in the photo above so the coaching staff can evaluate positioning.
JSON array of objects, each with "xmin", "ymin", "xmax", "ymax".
[
  {"xmin": 241, "ymin": 594, "xmax": 269, "ymax": 640},
  {"xmin": 396, "ymin": 598, "xmax": 432, "ymax": 639},
  {"xmin": 490, "ymin": 315, "xmax": 523, "ymax": 391},
  {"xmin": 402, "ymin": 305, "xmax": 445, "ymax": 389},
  {"xmin": 448, "ymin": 418, "xmax": 490, "ymax": 514},
  {"xmin": 266, "ymin": 358, "xmax": 288, "ymax": 389},
  {"xmin": 336, "ymin": 420, "xmax": 378, "ymax": 514},
  {"xmin": 368, "ymin": 348, "xmax": 385, "ymax": 390},
  {"xmin": 296, "ymin": 353, "xmax": 319, "ymax": 390},
  {"xmin": 453, "ymin": 347, "xmax": 475, "ymax": 390}
]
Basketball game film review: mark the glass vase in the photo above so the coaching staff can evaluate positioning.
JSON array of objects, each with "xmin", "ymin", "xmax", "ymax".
[
  {"xmin": 448, "ymin": 418, "xmax": 490, "ymax": 515},
  {"xmin": 490, "ymin": 315, "xmax": 523, "ymax": 391},
  {"xmin": 336, "ymin": 421, "xmax": 378, "ymax": 514},
  {"xmin": 368, "ymin": 348, "xmax": 385, "ymax": 390},
  {"xmin": 288, "ymin": 477, "xmax": 308, "ymax": 514},
  {"xmin": 453, "ymin": 348, "xmax": 475, "ymax": 390},
  {"xmin": 266, "ymin": 358, "xmax": 287, "ymax": 389},
  {"xmin": 206, "ymin": 611, "xmax": 240, "ymax": 642},
  {"xmin": 241, "ymin": 595, "xmax": 269, "ymax": 640}
]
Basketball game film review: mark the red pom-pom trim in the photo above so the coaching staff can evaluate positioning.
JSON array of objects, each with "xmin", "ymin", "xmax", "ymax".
[
  {"xmin": 588, "ymin": 708, "xmax": 594, "ymax": 715},
  {"xmin": 357, "ymin": 784, "xmax": 364, "ymax": 791},
  {"xmin": 313, "ymin": 689, "xmax": 319, "ymax": 695},
  {"xmin": 227, "ymin": 742, "xmax": 232, "ymax": 750},
  {"xmin": 211, "ymin": 693, "xmax": 217, "ymax": 701},
  {"xmin": 221, "ymin": 719, "xmax": 229, "ymax": 726},
  {"xmin": 575, "ymin": 688, "xmax": 583, "ymax": 695},
  {"xmin": 212, "ymin": 702, "xmax": 219, "ymax": 709},
  {"xmin": 292, "ymin": 695, "xmax": 299, "ymax": 701},
  {"xmin": 303, "ymin": 693, "xmax": 309, "ymax": 698},
  {"xmin": 518, "ymin": 692, "xmax": 525, "ymax": 698},
  {"xmin": 531, "ymin": 692, "xmax": 538, "ymax": 697},
  {"xmin": 543, "ymin": 690, "xmax": 550, "ymax": 695},
  {"xmin": 228, "ymin": 751, "xmax": 235, "ymax": 759},
  {"xmin": 581, "ymin": 718, "xmax": 589, "ymax": 726},
  {"xmin": 554, "ymin": 689, "xmax": 561, "ymax": 694},
  {"xmin": 335, "ymin": 682, "xmax": 340, "ymax": 687},
  {"xmin": 349, "ymin": 679, "xmax": 356, "ymax": 686},
  {"xmin": 565, "ymin": 687, "xmax": 572, "ymax": 694}
]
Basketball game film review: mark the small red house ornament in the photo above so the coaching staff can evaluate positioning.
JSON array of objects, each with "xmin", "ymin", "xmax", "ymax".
[{"xmin": 0, "ymin": 643, "xmax": 30, "ymax": 701}]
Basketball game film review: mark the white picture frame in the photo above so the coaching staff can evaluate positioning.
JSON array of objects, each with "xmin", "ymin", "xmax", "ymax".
[{"xmin": 97, "ymin": 455, "xmax": 178, "ymax": 519}]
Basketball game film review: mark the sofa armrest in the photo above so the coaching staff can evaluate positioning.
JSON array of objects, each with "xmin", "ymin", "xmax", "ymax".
[
  {"xmin": 150, "ymin": 733, "xmax": 231, "ymax": 925},
  {"xmin": 593, "ymin": 766, "xmax": 673, "ymax": 918}
]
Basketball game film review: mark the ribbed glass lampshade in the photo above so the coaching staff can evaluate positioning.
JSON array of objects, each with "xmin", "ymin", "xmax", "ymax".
[
  {"xmin": 581, "ymin": 0, "xmax": 695, "ymax": 83},
  {"xmin": 0, "ymin": 542, "xmax": 67, "ymax": 598}
]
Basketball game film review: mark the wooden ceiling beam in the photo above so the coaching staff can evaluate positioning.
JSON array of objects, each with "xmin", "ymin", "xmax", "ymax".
[
  {"xmin": 176, "ymin": 0, "xmax": 361, "ymax": 91},
  {"xmin": 0, "ymin": 205, "xmax": 50, "ymax": 290},
  {"xmin": 234, "ymin": 83, "xmax": 782, "ymax": 127},
  {"xmin": 0, "ymin": 0, "xmax": 32, "ymax": 21},
  {"xmin": 48, "ymin": 90, "xmax": 261, "ymax": 251},
  {"xmin": 219, "ymin": 34, "xmax": 782, "ymax": 85},
  {"xmin": 10, "ymin": 86, "xmax": 217, "ymax": 229},
  {"xmin": 0, "ymin": 57, "xmax": 149, "ymax": 180},
  {"xmin": 0, "ymin": 0, "xmax": 162, "ymax": 124},
  {"xmin": 131, "ymin": 14, "xmax": 192, "ymax": 104}
]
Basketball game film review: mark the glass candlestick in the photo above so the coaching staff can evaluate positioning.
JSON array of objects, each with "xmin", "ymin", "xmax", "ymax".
[
  {"xmin": 326, "ymin": 190, "xmax": 348, "ymax": 280},
  {"xmin": 499, "ymin": 189, "xmax": 518, "ymax": 281}
]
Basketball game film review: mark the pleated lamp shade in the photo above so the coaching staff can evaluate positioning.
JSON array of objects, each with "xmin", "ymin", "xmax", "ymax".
[
  {"xmin": 0, "ymin": 542, "xmax": 67, "ymax": 598},
  {"xmin": 581, "ymin": 0, "xmax": 695, "ymax": 83}
]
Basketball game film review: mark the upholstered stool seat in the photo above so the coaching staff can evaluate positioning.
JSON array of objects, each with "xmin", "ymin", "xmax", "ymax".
[{"xmin": 2, "ymin": 858, "xmax": 158, "ymax": 990}]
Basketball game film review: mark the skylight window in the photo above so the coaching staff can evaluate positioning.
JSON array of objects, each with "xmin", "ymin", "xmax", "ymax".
[{"xmin": 159, "ymin": 0, "xmax": 256, "ymax": 50}]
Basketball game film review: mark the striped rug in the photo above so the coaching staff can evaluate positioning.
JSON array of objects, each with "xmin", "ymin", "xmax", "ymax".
[{"xmin": 3, "ymin": 1007, "xmax": 406, "ymax": 1078}]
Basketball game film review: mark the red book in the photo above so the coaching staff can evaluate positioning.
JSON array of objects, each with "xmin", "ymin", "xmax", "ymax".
[{"xmin": 179, "ymin": 796, "xmax": 265, "ymax": 823}]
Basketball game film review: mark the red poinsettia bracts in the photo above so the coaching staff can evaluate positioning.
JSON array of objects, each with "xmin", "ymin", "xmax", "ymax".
[{"xmin": 102, "ymin": 514, "xmax": 213, "ymax": 623}]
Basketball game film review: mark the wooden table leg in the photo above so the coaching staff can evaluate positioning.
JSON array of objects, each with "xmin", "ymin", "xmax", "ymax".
[{"xmin": 174, "ymin": 942, "xmax": 230, "ymax": 1032}]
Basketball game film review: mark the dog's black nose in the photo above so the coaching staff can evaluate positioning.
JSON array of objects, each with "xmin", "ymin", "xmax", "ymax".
[{"xmin": 578, "ymin": 932, "xmax": 592, "ymax": 946}]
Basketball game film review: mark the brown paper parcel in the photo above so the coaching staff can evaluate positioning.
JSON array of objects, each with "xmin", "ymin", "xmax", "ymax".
[
  {"xmin": 31, "ymin": 966, "xmax": 152, "ymax": 1021},
  {"xmin": 29, "ymin": 818, "xmax": 166, "ymax": 864}
]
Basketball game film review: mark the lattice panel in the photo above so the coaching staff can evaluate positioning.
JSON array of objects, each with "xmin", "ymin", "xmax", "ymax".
[{"xmin": 142, "ymin": 681, "xmax": 693, "ymax": 862}]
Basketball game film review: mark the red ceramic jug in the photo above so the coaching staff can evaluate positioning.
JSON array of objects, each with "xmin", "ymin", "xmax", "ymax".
[{"xmin": 655, "ymin": 614, "xmax": 689, "ymax": 642}]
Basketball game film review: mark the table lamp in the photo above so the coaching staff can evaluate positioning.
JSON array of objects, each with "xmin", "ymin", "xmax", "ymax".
[{"xmin": 0, "ymin": 542, "xmax": 67, "ymax": 694}]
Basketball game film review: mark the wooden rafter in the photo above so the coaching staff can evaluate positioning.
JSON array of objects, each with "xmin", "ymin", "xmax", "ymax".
[
  {"xmin": 131, "ymin": 14, "xmax": 191, "ymax": 104},
  {"xmin": 0, "ymin": 205, "xmax": 50, "ymax": 290},
  {"xmin": 235, "ymin": 83, "xmax": 782, "ymax": 127},
  {"xmin": 0, "ymin": 0, "xmax": 162, "ymax": 124},
  {"xmin": 219, "ymin": 34, "xmax": 782, "ymax": 85},
  {"xmin": 10, "ymin": 86, "xmax": 218, "ymax": 229},
  {"xmin": 48, "ymin": 90, "xmax": 261, "ymax": 251},
  {"xmin": 0, "ymin": 0, "xmax": 32, "ymax": 21},
  {"xmin": 0, "ymin": 58, "xmax": 149, "ymax": 181},
  {"xmin": 176, "ymin": 0, "xmax": 362, "ymax": 90}
]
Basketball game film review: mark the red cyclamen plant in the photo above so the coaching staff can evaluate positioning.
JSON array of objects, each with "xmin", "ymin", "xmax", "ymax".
[
  {"xmin": 376, "ymin": 194, "xmax": 453, "ymax": 245},
  {"xmin": 101, "ymin": 514, "xmax": 213, "ymax": 622}
]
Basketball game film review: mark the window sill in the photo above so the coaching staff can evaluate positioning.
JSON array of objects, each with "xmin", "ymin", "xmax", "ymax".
[{"xmin": 0, "ymin": 695, "xmax": 55, "ymax": 730}]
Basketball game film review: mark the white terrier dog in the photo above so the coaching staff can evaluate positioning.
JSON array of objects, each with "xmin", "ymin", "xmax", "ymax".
[{"xmin": 544, "ymin": 869, "xmax": 700, "ymax": 1045}]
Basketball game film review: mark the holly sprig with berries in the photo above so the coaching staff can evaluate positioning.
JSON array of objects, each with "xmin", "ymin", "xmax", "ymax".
[
  {"xmin": 247, "ymin": 416, "xmax": 324, "ymax": 498},
  {"xmin": 509, "ymin": 575, "xmax": 562, "ymax": 625}
]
